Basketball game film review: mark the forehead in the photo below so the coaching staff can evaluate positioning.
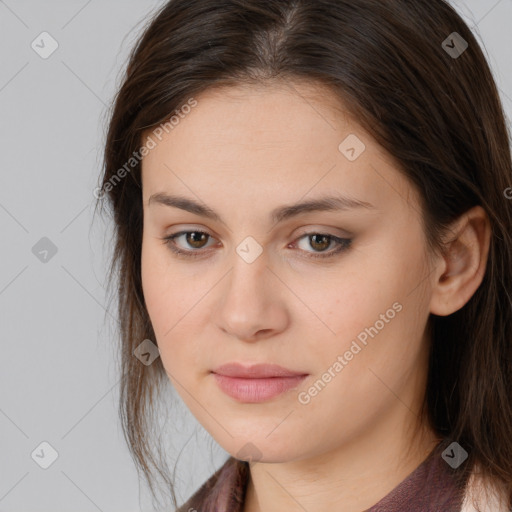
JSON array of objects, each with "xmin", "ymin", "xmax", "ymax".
[
  {"xmin": 164, "ymin": 80, "xmax": 356, "ymax": 147},
  {"xmin": 140, "ymin": 81, "xmax": 416, "ymax": 218}
]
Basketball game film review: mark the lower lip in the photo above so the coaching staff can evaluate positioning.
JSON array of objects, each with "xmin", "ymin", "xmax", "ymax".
[{"xmin": 212, "ymin": 373, "xmax": 308, "ymax": 403}]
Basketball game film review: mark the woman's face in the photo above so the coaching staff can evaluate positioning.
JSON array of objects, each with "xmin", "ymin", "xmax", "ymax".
[{"xmin": 140, "ymin": 81, "xmax": 436, "ymax": 463}]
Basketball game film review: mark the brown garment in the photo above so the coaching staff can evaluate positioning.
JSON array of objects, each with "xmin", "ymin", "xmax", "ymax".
[{"xmin": 177, "ymin": 439, "xmax": 470, "ymax": 512}]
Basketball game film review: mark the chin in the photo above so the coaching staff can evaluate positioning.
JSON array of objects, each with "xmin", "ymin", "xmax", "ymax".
[{"xmin": 218, "ymin": 435, "xmax": 303, "ymax": 464}]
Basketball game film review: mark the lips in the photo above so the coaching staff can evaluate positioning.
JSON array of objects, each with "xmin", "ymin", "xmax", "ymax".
[
  {"xmin": 211, "ymin": 363, "xmax": 308, "ymax": 402},
  {"xmin": 212, "ymin": 362, "xmax": 307, "ymax": 378}
]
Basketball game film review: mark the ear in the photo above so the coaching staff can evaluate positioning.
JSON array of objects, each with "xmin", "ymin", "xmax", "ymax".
[{"xmin": 429, "ymin": 206, "xmax": 491, "ymax": 316}]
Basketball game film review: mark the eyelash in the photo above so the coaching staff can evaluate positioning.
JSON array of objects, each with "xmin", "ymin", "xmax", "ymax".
[{"xmin": 160, "ymin": 230, "xmax": 352, "ymax": 260}]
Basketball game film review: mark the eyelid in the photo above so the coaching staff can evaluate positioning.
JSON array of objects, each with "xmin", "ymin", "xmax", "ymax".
[
  {"xmin": 161, "ymin": 226, "xmax": 352, "ymax": 260},
  {"xmin": 165, "ymin": 229, "xmax": 218, "ymax": 252},
  {"xmin": 293, "ymin": 225, "xmax": 353, "ymax": 239},
  {"xmin": 164, "ymin": 224, "xmax": 352, "ymax": 240}
]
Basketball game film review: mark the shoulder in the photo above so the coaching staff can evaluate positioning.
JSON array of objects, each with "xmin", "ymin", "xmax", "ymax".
[
  {"xmin": 176, "ymin": 456, "xmax": 511, "ymax": 512},
  {"xmin": 461, "ymin": 464, "xmax": 510, "ymax": 512},
  {"xmin": 175, "ymin": 457, "xmax": 249, "ymax": 512}
]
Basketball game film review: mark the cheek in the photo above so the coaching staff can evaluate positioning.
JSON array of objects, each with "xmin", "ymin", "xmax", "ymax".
[
  {"xmin": 304, "ymin": 233, "xmax": 427, "ymax": 361},
  {"xmin": 294, "ymin": 264, "xmax": 391, "ymax": 341},
  {"xmin": 141, "ymin": 239, "xmax": 212, "ymax": 372},
  {"xmin": 141, "ymin": 241, "xmax": 181, "ymax": 346},
  {"xmin": 142, "ymin": 235, "xmax": 195, "ymax": 321},
  {"xmin": 141, "ymin": 240, "xmax": 170, "ymax": 328}
]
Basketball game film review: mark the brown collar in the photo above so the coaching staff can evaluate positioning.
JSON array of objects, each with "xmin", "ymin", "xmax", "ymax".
[{"xmin": 178, "ymin": 439, "xmax": 470, "ymax": 512}]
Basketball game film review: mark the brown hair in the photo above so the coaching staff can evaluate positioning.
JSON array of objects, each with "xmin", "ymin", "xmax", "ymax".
[{"xmin": 95, "ymin": 0, "xmax": 512, "ymax": 510}]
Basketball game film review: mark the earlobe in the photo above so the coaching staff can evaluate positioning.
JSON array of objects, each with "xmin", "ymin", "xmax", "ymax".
[{"xmin": 429, "ymin": 206, "xmax": 491, "ymax": 316}]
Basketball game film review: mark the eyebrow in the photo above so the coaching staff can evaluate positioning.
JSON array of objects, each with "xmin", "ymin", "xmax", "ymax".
[{"xmin": 148, "ymin": 192, "xmax": 375, "ymax": 224}]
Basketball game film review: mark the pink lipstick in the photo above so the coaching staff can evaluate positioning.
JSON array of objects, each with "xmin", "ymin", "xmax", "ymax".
[{"xmin": 211, "ymin": 363, "xmax": 308, "ymax": 403}]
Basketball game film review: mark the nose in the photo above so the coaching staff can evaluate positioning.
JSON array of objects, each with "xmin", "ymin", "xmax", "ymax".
[{"xmin": 213, "ymin": 247, "xmax": 289, "ymax": 342}]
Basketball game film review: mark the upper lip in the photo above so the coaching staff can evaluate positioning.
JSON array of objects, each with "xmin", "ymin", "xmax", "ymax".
[{"xmin": 212, "ymin": 363, "xmax": 308, "ymax": 378}]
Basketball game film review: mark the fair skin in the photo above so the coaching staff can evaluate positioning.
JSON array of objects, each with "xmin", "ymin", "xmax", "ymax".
[{"xmin": 140, "ymin": 81, "xmax": 491, "ymax": 512}]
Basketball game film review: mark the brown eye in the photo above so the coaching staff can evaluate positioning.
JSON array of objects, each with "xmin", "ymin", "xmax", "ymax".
[
  {"xmin": 294, "ymin": 233, "xmax": 351, "ymax": 259},
  {"xmin": 162, "ymin": 230, "xmax": 217, "ymax": 258},
  {"xmin": 162, "ymin": 230, "xmax": 351, "ymax": 261},
  {"xmin": 308, "ymin": 234, "xmax": 332, "ymax": 252},
  {"xmin": 184, "ymin": 231, "xmax": 210, "ymax": 249}
]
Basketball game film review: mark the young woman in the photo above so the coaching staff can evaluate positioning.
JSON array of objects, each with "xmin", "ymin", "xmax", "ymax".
[{"xmin": 96, "ymin": 0, "xmax": 512, "ymax": 510}]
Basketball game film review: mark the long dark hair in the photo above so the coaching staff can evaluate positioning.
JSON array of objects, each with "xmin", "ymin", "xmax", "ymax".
[{"xmin": 95, "ymin": 0, "xmax": 512, "ymax": 509}]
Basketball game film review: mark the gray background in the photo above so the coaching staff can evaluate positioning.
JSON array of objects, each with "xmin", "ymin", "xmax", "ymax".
[{"xmin": 0, "ymin": 1, "xmax": 511, "ymax": 511}]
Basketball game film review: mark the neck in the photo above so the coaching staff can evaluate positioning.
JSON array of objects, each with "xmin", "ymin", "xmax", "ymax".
[{"xmin": 243, "ymin": 415, "xmax": 441, "ymax": 512}]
